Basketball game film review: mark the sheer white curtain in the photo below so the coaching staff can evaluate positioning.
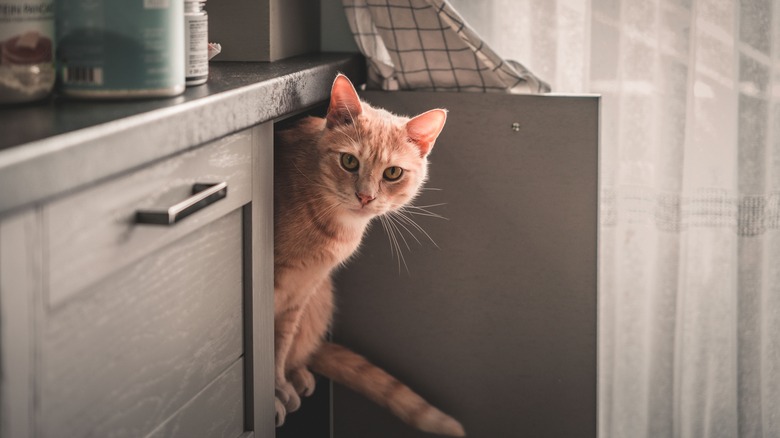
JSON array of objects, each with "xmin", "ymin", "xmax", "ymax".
[{"xmin": 450, "ymin": 0, "xmax": 780, "ymax": 437}]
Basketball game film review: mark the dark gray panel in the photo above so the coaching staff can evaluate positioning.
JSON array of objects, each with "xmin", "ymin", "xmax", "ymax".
[
  {"xmin": 270, "ymin": 0, "xmax": 321, "ymax": 61},
  {"xmin": 331, "ymin": 92, "xmax": 599, "ymax": 437},
  {"xmin": 320, "ymin": 0, "xmax": 359, "ymax": 52},
  {"xmin": 208, "ymin": 0, "xmax": 270, "ymax": 61},
  {"xmin": 209, "ymin": 0, "xmax": 320, "ymax": 62}
]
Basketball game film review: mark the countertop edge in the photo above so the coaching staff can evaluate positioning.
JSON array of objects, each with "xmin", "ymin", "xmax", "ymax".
[{"xmin": 0, "ymin": 53, "xmax": 365, "ymax": 215}]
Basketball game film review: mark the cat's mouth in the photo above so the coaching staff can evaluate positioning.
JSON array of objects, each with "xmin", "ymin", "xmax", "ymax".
[
  {"xmin": 348, "ymin": 204, "xmax": 381, "ymax": 217},
  {"xmin": 351, "ymin": 206, "xmax": 376, "ymax": 215}
]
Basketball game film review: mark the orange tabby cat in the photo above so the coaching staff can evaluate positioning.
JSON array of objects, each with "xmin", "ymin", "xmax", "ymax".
[{"xmin": 274, "ymin": 74, "xmax": 464, "ymax": 436}]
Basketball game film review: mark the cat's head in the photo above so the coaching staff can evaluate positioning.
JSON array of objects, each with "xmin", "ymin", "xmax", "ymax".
[{"xmin": 316, "ymin": 74, "xmax": 447, "ymax": 220}]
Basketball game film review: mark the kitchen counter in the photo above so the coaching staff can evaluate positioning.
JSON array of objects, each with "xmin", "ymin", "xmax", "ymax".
[{"xmin": 0, "ymin": 52, "xmax": 365, "ymax": 214}]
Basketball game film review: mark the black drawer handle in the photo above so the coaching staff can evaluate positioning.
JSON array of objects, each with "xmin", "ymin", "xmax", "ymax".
[{"xmin": 136, "ymin": 182, "xmax": 228, "ymax": 225}]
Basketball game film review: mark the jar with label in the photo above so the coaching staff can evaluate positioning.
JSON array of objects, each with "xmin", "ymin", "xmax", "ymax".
[
  {"xmin": 0, "ymin": 0, "xmax": 56, "ymax": 104},
  {"xmin": 56, "ymin": 0, "xmax": 185, "ymax": 99},
  {"xmin": 185, "ymin": 0, "xmax": 208, "ymax": 86}
]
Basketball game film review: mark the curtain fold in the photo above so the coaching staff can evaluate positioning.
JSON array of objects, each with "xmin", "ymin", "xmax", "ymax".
[
  {"xmin": 345, "ymin": 0, "xmax": 780, "ymax": 436},
  {"xmin": 455, "ymin": 1, "xmax": 780, "ymax": 436}
]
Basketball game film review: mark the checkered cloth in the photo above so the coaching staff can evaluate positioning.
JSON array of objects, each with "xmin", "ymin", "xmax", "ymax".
[{"xmin": 342, "ymin": 0, "xmax": 550, "ymax": 93}]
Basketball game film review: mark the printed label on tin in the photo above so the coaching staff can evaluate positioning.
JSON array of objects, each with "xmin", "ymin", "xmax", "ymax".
[
  {"xmin": 63, "ymin": 66, "xmax": 104, "ymax": 85},
  {"xmin": 144, "ymin": 0, "xmax": 169, "ymax": 9}
]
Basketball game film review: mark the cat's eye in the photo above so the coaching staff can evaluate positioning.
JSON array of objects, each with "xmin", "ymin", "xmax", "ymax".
[
  {"xmin": 383, "ymin": 166, "xmax": 403, "ymax": 181},
  {"xmin": 340, "ymin": 153, "xmax": 359, "ymax": 172}
]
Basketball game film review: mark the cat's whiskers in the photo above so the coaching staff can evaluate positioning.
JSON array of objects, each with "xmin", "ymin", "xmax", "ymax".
[
  {"xmin": 386, "ymin": 214, "xmax": 413, "ymax": 251},
  {"xmin": 388, "ymin": 201, "xmax": 449, "ymax": 221},
  {"xmin": 391, "ymin": 209, "xmax": 439, "ymax": 248},
  {"xmin": 378, "ymin": 215, "xmax": 395, "ymax": 259},
  {"xmin": 406, "ymin": 202, "xmax": 447, "ymax": 209},
  {"xmin": 386, "ymin": 212, "xmax": 422, "ymax": 247},
  {"xmin": 379, "ymin": 199, "xmax": 446, "ymax": 253},
  {"xmin": 403, "ymin": 210, "xmax": 447, "ymax": 219},
  {"xmin": 379, "ymin": 214, "xmax": 409, "ymax": 274},
  {"xmin": 401, "ymin": 205, "xmax": 448, "ymax": 220},
  {"xmin": 379, "ymin": 206, "xmax": 444, "ymax": 275}
]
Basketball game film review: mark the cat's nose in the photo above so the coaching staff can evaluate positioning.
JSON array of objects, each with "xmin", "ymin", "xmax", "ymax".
[{"xmin": 355, "ymin": 192, "xmax": 376, "ymax": 206}]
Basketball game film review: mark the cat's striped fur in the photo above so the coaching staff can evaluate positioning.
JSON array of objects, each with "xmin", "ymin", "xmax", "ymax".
[{"xmin": 273, "ymin": 74, "xmax": 464, "ymax": 436}]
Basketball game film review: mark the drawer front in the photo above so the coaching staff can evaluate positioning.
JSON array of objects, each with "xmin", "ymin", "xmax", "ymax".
[
  {"xmin": 39, "ymin": 210, "xmax": 244, "ymax": 438},
  {"xmin": 45, "ymin": 130, "xmax": 252, "ymax": 308},
  {"xmin": 147, "ymin": 358, "xmax": 245, "ymax": 438}
]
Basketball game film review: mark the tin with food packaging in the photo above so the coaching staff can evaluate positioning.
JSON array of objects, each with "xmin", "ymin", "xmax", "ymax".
[{"xmin": 56, "ymin": 0, "xmax": 185, "ymax": 99}]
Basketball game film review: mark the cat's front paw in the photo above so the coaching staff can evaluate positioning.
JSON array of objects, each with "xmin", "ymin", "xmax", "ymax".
[
  {"xmin": 276, "ymin": 382, "xmax": 301, "ymax": 412},
  {"xmin": 275, "ymin": 396, "xmax": 286, "ymax": 427},
  {"xmin": 290, "ymin": 367, "xmax": 316, "ymax": 397}
]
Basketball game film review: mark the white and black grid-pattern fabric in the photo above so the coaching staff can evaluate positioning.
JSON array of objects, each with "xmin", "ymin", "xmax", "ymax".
[{"xmin": 342, "ymin": 0, "xmax": 550, "ymax": 93}]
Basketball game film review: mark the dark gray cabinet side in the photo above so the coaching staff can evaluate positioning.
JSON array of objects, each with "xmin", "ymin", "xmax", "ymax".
[{"xmin": 331, "ymin": 93, "xmax": 599, "ymax": 438}]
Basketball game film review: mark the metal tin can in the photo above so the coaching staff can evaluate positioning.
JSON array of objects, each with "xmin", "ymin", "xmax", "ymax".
[
  {"xmin": 56, "ymin": 0, "xmax": 185, "ymax": 99},
  {"xmin": 184, "ymin": 0, "xmax": 207, "ymax": 86},
  {"xmin": 0, "ymin": 0, "xmax": 56, "ymax": 104}
]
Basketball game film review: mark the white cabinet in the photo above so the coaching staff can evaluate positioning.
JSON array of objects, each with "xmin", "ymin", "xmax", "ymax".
[{"xmin": 0, "ymin": 123, "xmax": 275, "ymax": 438}]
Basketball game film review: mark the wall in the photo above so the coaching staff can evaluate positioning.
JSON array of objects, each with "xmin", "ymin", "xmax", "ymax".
[{"xmin": 320, "ymin": 0, "xmax": 359, "ymax": 52}]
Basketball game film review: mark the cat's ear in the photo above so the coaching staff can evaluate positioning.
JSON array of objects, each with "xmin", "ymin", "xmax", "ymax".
[
  {"xmin": 406, "ymin": 109, "xmax": 447, "ymax": 157},
  {"xmin": 326, "ymin": 74, "xmax": 363, "ymax": 129}
]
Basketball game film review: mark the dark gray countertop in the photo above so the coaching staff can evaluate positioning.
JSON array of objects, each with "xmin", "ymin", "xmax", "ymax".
[{"xmin": 0, "ymin": 52, "xmax": 365, "ymax": 214}]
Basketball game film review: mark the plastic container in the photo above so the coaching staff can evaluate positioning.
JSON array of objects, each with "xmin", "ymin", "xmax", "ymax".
[
  {"xmin": 185, "ymin": 0, "xmax": 208, "ymax": 86},
  {"xmin": 0, "ymin": 0, "xmax": 56, "ymax": 104}
]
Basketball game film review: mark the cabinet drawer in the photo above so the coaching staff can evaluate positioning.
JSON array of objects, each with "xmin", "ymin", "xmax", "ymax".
[
  {"xmin": 147, "ymin": 358, "xmax": 246, "ymax": 438},
  {"xmin": 44, "ymin": 130, "xmax": 252, "ymax": 308},
  {"xmin": 40, "ymin": 209, "xmax": 244, "ymax": 438}
]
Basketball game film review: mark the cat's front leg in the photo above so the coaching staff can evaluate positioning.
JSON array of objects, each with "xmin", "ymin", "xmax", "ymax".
[
  {"xmin": 275, "ymin": 349, "xmax": 302, "ymax": 421},
  {"xmin": 284, "ymin": 277, "xmax": 334, "ymax": 399},
  {"xmin": 274, "ymin": 292, "xmax": 308, "ymax": 423}
]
